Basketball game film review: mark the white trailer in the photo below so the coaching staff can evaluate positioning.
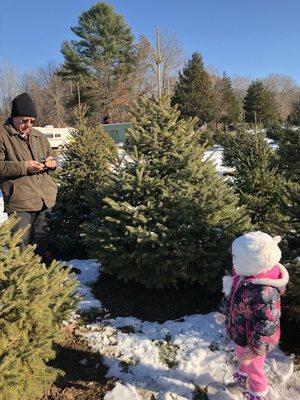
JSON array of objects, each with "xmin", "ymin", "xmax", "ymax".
[{"xmin": 35, "ymin": 125, "xmax": 73, "ymax": 149}]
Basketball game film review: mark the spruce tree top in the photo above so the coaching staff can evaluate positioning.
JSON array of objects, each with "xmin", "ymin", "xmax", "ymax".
[
  {"xmin": 216, "ymin": 73, "xmax": 240, "ymax": 124},
  {"xmin": 172, "ymin": 52, "xmax": 218, "ymax": 126},
  {"xmin": 243, "ymin": 80, "xmax": 279, "ymax": 126},
  {"xmin": 61, "ymin": 2, "xmax": 135, "ymax": 77}
]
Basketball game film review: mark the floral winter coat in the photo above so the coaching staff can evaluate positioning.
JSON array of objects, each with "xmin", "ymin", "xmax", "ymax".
[{"xmin": 220, "ymin": 263, "xmax": 289, "ymax": 355}]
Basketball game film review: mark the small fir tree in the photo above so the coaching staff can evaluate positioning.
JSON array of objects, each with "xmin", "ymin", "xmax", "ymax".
[
  {"xmin": 50, "ymin": 106, "xmax": 117, "ymax": 259},
  {"xmin": 288, "ymin": 99, "xmax": 300, "ymax": 126},
  {"xmin": 284, "ymin": 256, "xmax": 300, "ymax": 322},
  {"xmin": 283, "ymin": 183, "xmax": 300, "ymax": 253},
  {"xmin": 283, "ymin": 184, "xmax": 300, "ymax": 323},
  {"xmin": 171, "ymin": 52, "xmax": 218, "ymax": 127},
  {"xmin": 275, "ymin": 128, "xmax": 299, "ymax": 258},
  {"xmin": 265, "ymin": 122, "xmax": 286, "ymax": 142},
  {"xmin": 0, "ymin": 215, "xmax": 78, "ymax": 400},
  {"xmin": 215, "ymin": 73, "xmax": 240, "ymax": 125},
  {"xmin": 84, "ymin": 96, "xmax": 249, "ymax": 289},
  {"xmin": 243, "ymin": 80, "xmax": 279, "ymax": 126},
  {"xmin": 276, "ymin": 127, "xmax": 300, "ymax": 183},
  {"xmin": 221, "ymin": 126, "xmax": 288, "ymax": 234}
]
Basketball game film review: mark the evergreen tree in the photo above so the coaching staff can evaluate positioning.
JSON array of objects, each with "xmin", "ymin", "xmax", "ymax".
[
  {"xmin": 288, "ymin": 99, "xmax": 300, "ymax": 126},
  {"xmin": 284, "ymin": 183, "xmax": 300, "ymax": 252},
  {"xmin": 285, "ymin": 256, "xmax": 300, "ymax": 322},
  {"xmin": 221, "ymin": 126, "xmax": 288, "ymax": 234},
  {"xmin": 276, "ymin": 127, "xmax": 300, "ymax": 182},
  {"xmin": 243, "ymin": 80, "xmax": 279, "ymax": 126},
  {"xmin": 276, "ymin": 128, "xmax": 300, "ymax": 257},
  {"xmin": 60, "ymin": 2, "xmax": 135, "ymax": 118},
  {"xmin": 84, "ymin": 96, "xmax": 250, "ymax": 289},
  {"xmin": 215, "ymin": 73, "xmax": 240, "ymax": 125},
  {"xmin": 283, "ymin": 184, "xmax": 300, "ymax": 322},
  {"xmin": 0, "ymin": 215, "xmax": 78, "ymax": 400},
  {"xmin": 50, "ymin": 106, "xmax": 117, "ymax": 259},
  {"xmin": 265, "ymin": 122, "xmax": 286, "ymax": 142},
  {"xmin": 171, "ymin": 52, "xmax": 218, "ymax": 127}
]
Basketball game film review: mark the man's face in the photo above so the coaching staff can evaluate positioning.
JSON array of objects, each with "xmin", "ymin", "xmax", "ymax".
[{"xmin": 12, "ymin": 116, "xmax": 36, "ymax": 135}]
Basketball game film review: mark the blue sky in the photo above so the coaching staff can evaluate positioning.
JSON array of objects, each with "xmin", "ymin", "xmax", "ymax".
[{"xmin": 1, "ymin": 0, "xmax": 300, "ymax": 82}]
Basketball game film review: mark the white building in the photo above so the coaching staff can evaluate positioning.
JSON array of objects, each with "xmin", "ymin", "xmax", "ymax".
[{"xmin": 35, "ymin": 125, "xmax": 73, "ymax": 149}]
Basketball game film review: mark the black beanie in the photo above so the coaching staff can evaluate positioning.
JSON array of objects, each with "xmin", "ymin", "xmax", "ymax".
[{"xmin": 11, "ymin": 93, "xmax": 37, "ymax": 118}]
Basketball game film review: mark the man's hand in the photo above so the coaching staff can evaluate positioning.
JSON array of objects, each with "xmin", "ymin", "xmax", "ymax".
[
  {"xmin": 44, "ymin": 156, "xmax": 57, "ymax": 170},
  {"xmin": 25, "ymin": 160, "xmax": 46, "ymax": 174}
]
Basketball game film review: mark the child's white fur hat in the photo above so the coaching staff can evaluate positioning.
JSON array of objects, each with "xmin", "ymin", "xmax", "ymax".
[{"xmin": 232, "ymin": 231, "xmax": 282, "ymax": 276}]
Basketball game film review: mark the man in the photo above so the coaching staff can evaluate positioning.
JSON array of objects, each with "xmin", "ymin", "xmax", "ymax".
[{"xmin": 0, "ymin": 93, "xmax": 57, "ymax": 259}]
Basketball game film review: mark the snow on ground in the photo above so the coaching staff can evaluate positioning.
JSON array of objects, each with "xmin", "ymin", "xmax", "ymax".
[
  {"xmin": 68, "ymin": 260, "xmax": 300, "ymax": 400},
  {"xmin": 1, "ymin": 180, "xmax": 300, "ymax": 399},
  {"xmin": 67, "ymin": 259, "xmax": 102, "ymax": 311},
  {"xmin": 203, "ymin": 146, "xmax": 234, "ymax": 176},
  {"xmin": 0, "ymin": 196, "xmax": 7, "ymax": 225}
]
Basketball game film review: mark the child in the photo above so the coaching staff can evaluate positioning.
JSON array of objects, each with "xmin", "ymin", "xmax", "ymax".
[{"xmin": 216, "ymin": 231, "xmax": 289, "ymax": 400}]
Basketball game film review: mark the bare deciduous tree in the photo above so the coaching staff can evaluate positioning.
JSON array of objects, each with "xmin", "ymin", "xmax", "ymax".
[
  {"xmin": 22, "ymin": 62, "xmax": 69, "ymax": 127},
  {"xmin": 0, "ymin": 61, "xmax": 21, "ymax": 118},
  {"xmin": 131, "ymin": 35, "xmax": 155, "ymax": 96},
  {"xmin": 231, "ymin": 75, "xmax": 252, "ymax": 112},
  {"xmin": 263, "ymin": 73, "xmax": 300, "ymax": 121},
  {"xmin": 131, "ymin": 29, "xmax": 185, "ymax": 98},
  {"xmin": 159, "ymin": 30, "xmax": 185, "ymax": 93}
]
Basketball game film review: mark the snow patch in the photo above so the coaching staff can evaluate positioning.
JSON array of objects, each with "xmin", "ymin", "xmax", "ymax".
[
  {"xmin": 64, "ymin": 259, "xmax": 102, "ymax": 311},
  {"xmin": 0, "ymin": 197, "xmax": 7, "ymax": 225},
  {"xmin": 203, "ymin": 146, "xmax": 234, "ymax": 176},
  {"xmin": 69, "ymin": 258, "xmax": 300, "ymax": 400}
]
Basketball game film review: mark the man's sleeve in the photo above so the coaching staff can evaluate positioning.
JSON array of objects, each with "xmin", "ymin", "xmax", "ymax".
[{"xmin": 0, "ymin": 139, "xmax": 27, "ymax": 178}]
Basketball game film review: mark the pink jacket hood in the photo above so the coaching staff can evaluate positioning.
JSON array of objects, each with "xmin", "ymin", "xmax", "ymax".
[{"xmin": 222, "ymin": 263, "xmax": 289, "ymax": 297}]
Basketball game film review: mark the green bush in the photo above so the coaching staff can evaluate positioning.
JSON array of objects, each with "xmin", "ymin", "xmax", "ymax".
[{"xmin": 0, "ymin": 215, "xmax": 78, "ymax": 400}]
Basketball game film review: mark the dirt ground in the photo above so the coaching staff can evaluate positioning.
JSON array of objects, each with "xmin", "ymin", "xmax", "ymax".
[
  {"xmin": 38, "ymin": 330, "xmax": 115, "ymax": 400},
  {"xmin": 92, "ymin": 273, "xmax": 221, "ymax": 322}
]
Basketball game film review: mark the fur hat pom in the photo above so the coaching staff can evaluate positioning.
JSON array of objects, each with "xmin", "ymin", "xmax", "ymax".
[
  {"xmin": 232, "ymin": 231, "xmax": 282, "ymax": 276},
  {"xmin": 273, "ymin": 236, "xmax": 281, "ymax": 244}
]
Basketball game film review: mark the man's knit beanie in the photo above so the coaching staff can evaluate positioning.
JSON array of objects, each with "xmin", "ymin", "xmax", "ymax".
[{"xmin": 11, "ymin": 93, "xmax": 37, "ymax": 118}]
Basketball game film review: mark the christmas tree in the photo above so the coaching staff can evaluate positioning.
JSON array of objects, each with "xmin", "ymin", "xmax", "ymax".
[
  {"xmin": 84, "ymin": 95, "xmax": 249, "ymax": 289},
  {"xmin": 283, "ymin": 183, "xmax": 300, "ymax": 323},
  {"xmin": 288, "ymin": 99, "xmax": 300, "ymax": 126},
  {"xmin": 215, "ymin": 73, "xmax": 240, "ymax": 125},
  {"xmin": 285, "ymin": 255, "xmax": 300, "ymax": 322},
  {"xmin": 171, "ymin": 52, "xmax": 218, "ymax": 127},
  {"xmin": 276, "ymin": 127, "xmax": 300, "ymax": 253},
  {"xmin": 0, "ymin": 215, "xmax": 78, "ymax": 400},
  {"xmin": 243, "ymin": 80, "xmax": 279, "ymax": 126},
  {"xmin": 276, "ymin": 127, "xmax": 300, "ymax": 183},
  {"xmin": 50, "ymin": 106, "xmax": 117, "ymax": 259},
  {"xmin": 60, "ymin": 2, "xmax": 135, "ymax": 119},
  {"xmin": 221, "ymin": 126, "xmax": 288, "ymax": 234}
]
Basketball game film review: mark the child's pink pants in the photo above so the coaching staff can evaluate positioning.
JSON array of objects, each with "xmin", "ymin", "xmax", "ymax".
[{"xmin": 236, "ymin": 345, "xmax": 268, "ymax": 393}]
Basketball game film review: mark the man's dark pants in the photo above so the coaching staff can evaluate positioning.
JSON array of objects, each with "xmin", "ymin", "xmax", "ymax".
[{"xmin": 9, "ymin": 207, "xmax": 51, "ymax": 256}]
